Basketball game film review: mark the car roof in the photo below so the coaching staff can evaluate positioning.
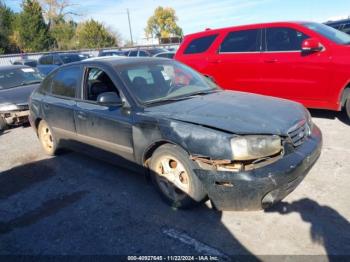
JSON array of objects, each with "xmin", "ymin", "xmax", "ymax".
[
  {"xmin": 13, "ymin": 58, "xmax": 36, "ymax": 62},
  {"xmin": 185, "ymin": 21, "xmax": 309, "ymax": 37},
  {"xmin": 84, "ymin": 55, "xmax": 126, "ymax": 61},
  {"xmin": 79, "ymin": 57, "xmax": 170, "ymax": 67},
  {"xmin": 42, "ymin": 52, "xmax": 79, "ymax": 56},
  {"xmin": 0, "ymin": 64, "xmax": 28, "ymax": 70}
]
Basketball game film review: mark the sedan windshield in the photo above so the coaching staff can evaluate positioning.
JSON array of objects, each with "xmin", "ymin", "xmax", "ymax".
[
  {"xmin": 303, "ymin": 22, "xmax": 350, "ymax": 44},
  {"xmin": 0, "ymin": 67, "xmax": 43, "ymax": 90},
  {"xmin": 118, "ymin": 60, "xmax": 219, "ymax": 105}
]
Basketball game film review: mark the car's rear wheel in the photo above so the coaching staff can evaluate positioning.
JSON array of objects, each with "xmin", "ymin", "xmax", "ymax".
[
  {"xmin": 0, "ymin": 116, "xmax": 7, "ymax": 132},
  {"xmin": 345, "ymin": 95, "xmax": 350, "ymax": 121},
  {"xmin": 38, "ymin": 120, "xmax": 57, "ymax": 155},
  {"xmin": 149, "ymin": 144, "xmax": 206, "ymax": 208}
]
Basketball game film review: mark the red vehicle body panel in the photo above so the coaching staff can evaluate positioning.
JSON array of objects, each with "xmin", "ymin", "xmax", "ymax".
[{"xmin": 175, "ymin": 22, "xmax": 350, "ymax": 111}]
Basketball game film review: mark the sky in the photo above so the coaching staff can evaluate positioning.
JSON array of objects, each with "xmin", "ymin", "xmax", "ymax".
[{"xmin": 5, "ymin": 0, "xmax": 350, "ymax": 44}]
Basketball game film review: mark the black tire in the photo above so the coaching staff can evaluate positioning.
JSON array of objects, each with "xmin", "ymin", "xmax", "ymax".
[
  {"xmin": 0, "ymin": 116, "xmax": 7, "ymax": 132},
  {"xmin": 38, "ymin": 120, "xmax": 58, "ymax": 156},
  {"xmin": 149, "ymin": 144, "xmax": 207, "ymax": 208}
]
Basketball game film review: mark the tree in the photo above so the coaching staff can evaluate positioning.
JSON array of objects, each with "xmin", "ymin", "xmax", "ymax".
[
  {"xmin": 50, "ymin": 18, "xmax": 77, "ymax": 50},
  {"xmin": 18, "ymin": 0, "xmax": 53, "ymax": 52},
  {"xmin": 75, "ymin": 19, "xmax": 119, "ymax": 49},
  {"xmin": 39, "ymin": 0, "xmax": 79, "ymax": 28},
  {"xmin": 0, "ymin": 1, "xmax": 16, "ymax": 53},
  {"xmin": 145, "ymin": 6, "xmax": 183, "ymax": 43}
]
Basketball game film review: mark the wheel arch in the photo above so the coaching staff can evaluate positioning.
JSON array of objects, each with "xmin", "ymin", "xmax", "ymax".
[
  {"xmin": 34, "ymin": 117, "xmax": 42, "ymax": 134},
  {"xmin": 340, "ymin": 84, "xmax": 350, "ymax": 107},
  {"xmin": 142, "ymin": 140, "xmax": 190, "ymax": 167}
]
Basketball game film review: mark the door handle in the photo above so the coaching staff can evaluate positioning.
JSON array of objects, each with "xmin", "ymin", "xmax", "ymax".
[
  {"xmin": 77, "ymin": 111, "xmax": 87, "ymax": 120},
  {"xmin": 264, "ymin": 59, "xmax": 278, "ymax": 63}
]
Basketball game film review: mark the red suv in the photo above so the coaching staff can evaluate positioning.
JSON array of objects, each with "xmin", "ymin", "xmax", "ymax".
[{"xmin": 175, "ymin": 22, "xmax": 350, "ymax": 120}]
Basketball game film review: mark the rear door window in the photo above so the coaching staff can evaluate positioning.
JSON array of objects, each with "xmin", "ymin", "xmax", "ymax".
[
  {"xmin": 129, "ymin": 50, "xmax": 138, "ymax": 57},
  {"xmin": 219, "ymin": 29, "xmax": 261, "ymax": 53},
  {"xmin": 139, "ymin": 50, "xmax": 150, "ymax": 57},
  {"xmin": 51, "ymin": 65, "xmax": 82, "ymax": 98},
  {"xmin": 184, "ymin": 34, "xmax": 218, "ymax": 54},
  {"xmin": 39, "ymin": 55, "xmax": 52, "ymax": 65},
  {"xmin": 265, "ymin": 27, "xmax": 309, "ymax": 51}
]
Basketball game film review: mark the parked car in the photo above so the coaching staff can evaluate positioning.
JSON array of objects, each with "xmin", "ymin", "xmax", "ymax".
[
  {"xmin": 175, "ymin": 21, "xmax": 350, "ymax": 120},
  {"xmin": 78, "ymin": 53, "xmax": 92, "ymax": 60},
  {"xmin": 154, "ymin": 51, "xmax": 175, "ymax": 59},
  {"xmin": 126, "ymin": 48, "xmax": 169, "ymax": 57},
  {"xmin": 0, "ymin": 65, "xmax": 43, "ymax": 131},
  {"xmin": 12, "ymin": 59, "xmax": 38, "ymax": 67},
  {"xmin": 325, "ymin": 18, "xmax": 350, "ymax": 35},
  {"xmin": 29, "ymin": 57, "xmax": 321, "ymax": 210},
  {"xmin": 37, "ymin": 53, "xmax": 83, "ymax": 76},
  {"xmin": 98, "ymin": 50, "xmax": 127, "ymax": 57}
]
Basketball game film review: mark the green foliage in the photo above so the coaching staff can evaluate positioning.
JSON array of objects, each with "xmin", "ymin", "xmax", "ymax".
[
  {"xmin": 1, "ymin": 1, "xmax": 122, "ymax": 53},
  {"xmin": 145, "ymin": 6, "xmax": 183, "ymax": 41},
  {"xmin": 75, "ymin": 19, "xmax": 118, "ymax": 49},
  {"xmin": 0, "ymin": 1, "xmax": 17, "ymax": 53},
  {"xmin": 51, "ymin": 18, "xmax": 77, "ymax": 50},
  {"xmin": 18, "ymin": 0, "xmax": 53, "ymax": 52}
]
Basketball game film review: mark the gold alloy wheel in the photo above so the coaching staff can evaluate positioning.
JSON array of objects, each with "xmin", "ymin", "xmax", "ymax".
[
  {"xmin": 39, "ymin": 121, "xmax": 54, "ymax": 154},
  {"xmin": 154, "ymin": 155, "xmax": 190, "ymax": 201}
]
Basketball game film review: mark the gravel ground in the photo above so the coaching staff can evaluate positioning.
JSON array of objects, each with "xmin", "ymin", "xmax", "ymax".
[{"xmin": 0, "ymin": 110, "xmax": 349, "ymax": 259}]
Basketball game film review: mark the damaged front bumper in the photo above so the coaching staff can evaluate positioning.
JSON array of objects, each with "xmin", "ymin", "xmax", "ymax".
[
  {"xmin": 0, "ymin": 108, "xmax": 30, "ymax": 126},
  {"xmin": 194, "ymin": 125, "xmax": 322, "ymax": 211}
]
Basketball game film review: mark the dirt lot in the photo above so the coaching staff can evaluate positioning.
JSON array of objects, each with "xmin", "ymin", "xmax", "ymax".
[{"xmin": 0, "ymin": 110, "xmax": 349, "ymax": 259}]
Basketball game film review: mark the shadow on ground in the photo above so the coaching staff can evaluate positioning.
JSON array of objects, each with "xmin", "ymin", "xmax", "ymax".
[
  {"xmin": 0, "ymin": 154, "xmax": 258, "ymax": 259},
  {"xmin": 266, "ymin": 199, "xmax": 350, "ymax": 258},
  {"xmin": 309, "ymin": 109, "xmax": 350, "ymax": 125}
]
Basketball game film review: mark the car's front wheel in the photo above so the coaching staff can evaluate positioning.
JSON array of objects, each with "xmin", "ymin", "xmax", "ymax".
[
  {"xmin": 149, "ymin": 144, "xmax": 207, "ymax": 208},
  {"xmin": 38, "ymin": 120, "xmax": 57, "ymax": 155}
]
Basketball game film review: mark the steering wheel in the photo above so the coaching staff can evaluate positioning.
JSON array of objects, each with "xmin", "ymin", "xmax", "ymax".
[{"xmin": 166, "ymin": 81, "xmax": 180, "ymax": 96}]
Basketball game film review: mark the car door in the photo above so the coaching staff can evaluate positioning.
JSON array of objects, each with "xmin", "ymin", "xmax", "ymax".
[
  {"xmin": 260, "ymin": 26, "xmax": 331, "ymax": 102},
  {"xmin": 42, "ymin": 65, "xmax": 82, "ymax": 140},
  {"xmin": 74, "ymin": 66, "xmax": 135, "ymax": 161},
  {"xmin": 207, "ymin": 27, "xmax": 264, "ymax": 93},
  {"xmin": 53, "ymin": 55, "xmax": 63, "ymax": 66}
]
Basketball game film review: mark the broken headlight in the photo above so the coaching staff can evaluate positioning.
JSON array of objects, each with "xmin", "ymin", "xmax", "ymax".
[
  {"xmin": 0, "ymin": 103, "xmax": 19, "ymax": 112},
  {"xmin": 230, "ymin": 135, "xmax": 282, "ymax": 161}
]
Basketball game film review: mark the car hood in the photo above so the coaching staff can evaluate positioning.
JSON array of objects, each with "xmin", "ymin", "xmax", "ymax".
[
  {"xmin": 0, "ymin": 83, "xmax": 39, "ymax": 106},
  {"xmin": 144, "ymin": 91, "xmax": 307, "ymax": 135}
]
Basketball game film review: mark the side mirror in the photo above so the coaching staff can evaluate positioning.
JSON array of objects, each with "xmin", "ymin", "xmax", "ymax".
[
  {"xmin": 97, "ymin": 92, "xmax": 123, "ymax": 107},
  {"xmin": 301, "ymin": 38, "xmax": 323, "ymax": 53}
]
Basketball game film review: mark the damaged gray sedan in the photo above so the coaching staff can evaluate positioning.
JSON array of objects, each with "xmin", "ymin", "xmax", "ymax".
[
  {"xmin": 29, "ymin": 58, "xmax": 322, "ymax": 210},
  {"xmin": 0, "ymin": 65, "xmax": 43, "ymax": 131}
]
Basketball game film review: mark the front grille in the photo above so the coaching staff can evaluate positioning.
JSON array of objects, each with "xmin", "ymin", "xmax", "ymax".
[{"xmin": 288, "ymin": 120, "xmax": 309, "ymax": 147}]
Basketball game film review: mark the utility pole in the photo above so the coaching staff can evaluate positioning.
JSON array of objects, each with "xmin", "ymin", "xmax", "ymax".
[{"xmin": 127, "ymin": 8, "xmax": 133, "ymax": 46}]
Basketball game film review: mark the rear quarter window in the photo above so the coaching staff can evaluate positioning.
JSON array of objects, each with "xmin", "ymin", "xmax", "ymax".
[
  {"xmin": 38, "ymin": 74, "xmax": 53, "ymax": 94},
  {"xmin": 51, "ymin": 66, "xmax": 82, "ymax": 98},
  {"xmin": 184, "ymin": 34, "xmax": 218, "ymax": 54}
]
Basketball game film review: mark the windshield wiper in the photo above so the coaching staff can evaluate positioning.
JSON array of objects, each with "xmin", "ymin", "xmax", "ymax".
[
  {"xmin": 186, "ymin": 89, "xmax": 220, "ymax": 97},
  {"xmin": 144, "ymin": 89, "xmax": 220, "ymax": 106},
  {"xmin": 20, "ymin": 80, "xmax": 42, "ymax": 86}
]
